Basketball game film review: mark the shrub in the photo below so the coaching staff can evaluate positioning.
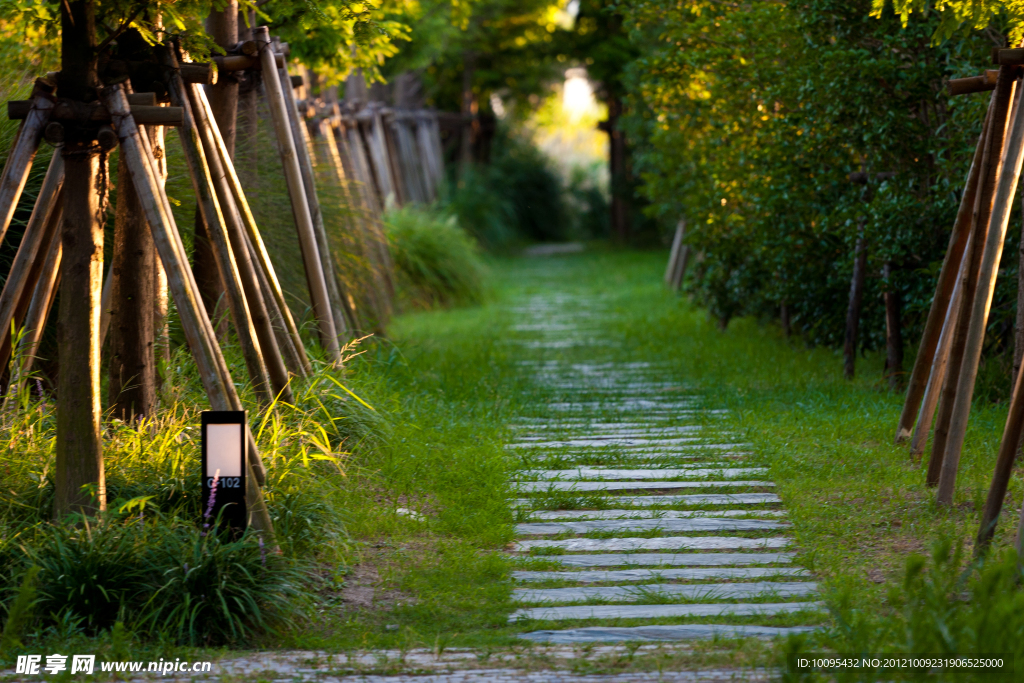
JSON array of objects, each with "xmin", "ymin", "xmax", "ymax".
[
  {"xmin": 385, "ymin": 207, "xmax": 486, "ymax": 310},
  {"xmin": 442, "ymin": 127, "xmax": 571, "ymax": 248}
]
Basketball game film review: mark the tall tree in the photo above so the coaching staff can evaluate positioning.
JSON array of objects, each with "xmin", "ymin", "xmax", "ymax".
[{"xmin": 55, "ymin": 0, "xmax": 106, "ymax": 517}]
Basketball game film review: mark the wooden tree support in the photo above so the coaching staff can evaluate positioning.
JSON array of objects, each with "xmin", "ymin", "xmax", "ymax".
[
  {"xmin": 0, "ymin": 153, "xmax": 64, "ymax": 373},
  {"xmin": 0, "ymin": 83, "xmax": 53, "ymax": 248},
  {"xmin": 276, "ymin": 50, "xmax": 353, "ymax": 342},
  {"xmin": 255, "ymin": 26, "xmax": 341, "ymax": 363},
  {"xmin": 937, "ymin": 67, "xmax": 1024, "ymax": 506},
  {"xmin": 895, "ymin": 104, "xmax": 992, "ymax": 444},
  {"xmin": 162, "ymin": 49, "xmax": 273, "ymax": 405},
  {"xmin": 4, "ymin": 225, "xmax": 62, "ymax": 407},
  {"xmin": 101, "ymin": 82, "xmax": 274, "ymax": 536},
  {"xmin": 189, "ymin": 81, "xmax": 293, "ymax": 402},
  {"xmin": 910, "ymin": 262, "xmax": 964, "ymax": 462},
  {"xmin": 664, "ymin": 220, "xmax": 690, "ymax": 293},
  {"xmin": 198, "ymin": 79, "xmax": 310, "ymax": 377}
]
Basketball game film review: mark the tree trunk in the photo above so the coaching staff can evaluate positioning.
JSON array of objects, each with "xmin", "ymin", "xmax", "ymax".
[
  {"xmin": 54, "ymin": 0, "xmax": 105, "ymax": 518},
  {"xmin": 607, "ymin": 93, "xmax": 630, "ymax": 243},
  {"xmin": 460, "ymin": 51, "xmax": 476, "ymax": 173},
  {"xmin": 843, "ymin": 227, "xmax": 867, "ymax": 379},
  {"xmin": 108, "ymin": 149, "xmax": 156, "ymax": 420},
  {"xmin": 884, "ymin": 262, "xmax": 904, "ymax": 390},
  {"xmin": 190, "ymin": 4, "xmax": 239, "ymax": 340}
]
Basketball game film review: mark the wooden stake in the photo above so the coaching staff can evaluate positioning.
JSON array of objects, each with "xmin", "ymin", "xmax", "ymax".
[
  {"xmin": 5, "ymin": 228, "xmax": 61, "ymax": 405},
  {"xmin": 189, "ymin": 82, "xmax": 293, "ymax": 402},
  {"xmin": 0, "ymin": 83, "xmax": 54, "ymax": 248},
  {"xmin": 896, "ymin": 104, "xmax": 992, "ymax": 443},
  {"xmin": 202, "ymin": 79, "xmax": 310, "ymax": 377},
  {"xmin": 937, "ymin": 68, "xmax": 1024, "ymax": 506},
  {"xmin": 101, "ymin": 82, "xmax": 273, "ymax": 535},
  {"xmin": 665, "ymin": 221, "xmax": 684, "ymax": 285},
  {"xmin": 276, "ymin": 51, "xmax": 353, "ymax": 341},
  {"xmin": 0, "ymin": 154, "xmax": 63, "ymax": 369},
  {"xmin": 319, "ymin": 118, "xmax": 374, "ymax": 329},
  {"xmin": 843, "ymin": 226, "xmax": 867, "ymax": 379},
  {"xmin": 911, "ymin": 256, "xmax": 964, "ymax": 462},
  {"xmin": 162, "ymin": 54, "xmax": 272, "ymax": 403},
  {"xmin": 254, "ymin": 26, "xmax": 340, "ymax": 362}
]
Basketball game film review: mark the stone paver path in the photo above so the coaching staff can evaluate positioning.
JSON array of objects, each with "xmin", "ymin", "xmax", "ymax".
[{"xmin": 506, "ymin": 291, "xmax": 822, "ymax": 645}]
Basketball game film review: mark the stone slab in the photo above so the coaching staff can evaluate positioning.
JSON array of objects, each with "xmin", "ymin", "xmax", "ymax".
[
  {"xmin": 514, "ymin": 581, "xmax": 817, "ymax": 604},
  {"xmin": 513, "ymin": 566, "xmax": 810, "ymax": 583},
  {"xmin": 507, "ymin": 437, "xmax": 708, "ymax": 450},
  {"xmin": 515, "ymin": 537, "xmax": 791, "ymax": 552},
  {"xmin": 515, "ymin": 481, "xmax": 775, "ymax": 493},
  {"xmin": 510, "ymin": 493, "xmax": 781, "ymax": 507},
  {"xmin": 510, "ymin": 600, "xmax": 824, "ymax": 622},
  {"xmin": 515, "ymin": 518, "xmax": 787, "ymax": 535},
  {"xmin": 518, "ymin": 468, "xmax": 766, "ymax": 481},
  {"xmin": 520, "ymin": 552, "xmax": 796, "ymax": 568},
  {"xmin": 517, "ymin": 623, "xmax": 820, "ymax": 643},
  {"xmin": 528, "ymin": 509, "xmax": 786, "ymax": 520}
]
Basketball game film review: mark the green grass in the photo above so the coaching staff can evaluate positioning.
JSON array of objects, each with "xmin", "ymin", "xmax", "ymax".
[{"xmin": 6, "ymin": 247, "xmax": 1024, "ymax": 679}]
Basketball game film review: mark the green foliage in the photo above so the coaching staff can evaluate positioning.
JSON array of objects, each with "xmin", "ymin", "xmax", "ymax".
[
  {"xmin": 621, "ymin": 0, "xmax": 1005, "ymax": 351},
  {"xmin": 0, "ymin": 566, "xmax": 39, "ymax": 655},
  {"xmin": 385, "ymin": 205, "xmax": 486, "ymax": 309},
  {"xmin": 0, "ymin": 0, "xmax": 407, "ymax": 79},
  {"xmin": 383, "ymin": 0, "xmax": 563, "ymax": 114},
  {"xmin": 138, "ymin": 524, "xmax": 305, "ymax": 645},
  {"xmin": 879, "ymin": 0, "xmax": 1024, "ymax": 44},
  {"xmin": 441, "ymin": 128, "xmax": 572, "ymax": 247}
]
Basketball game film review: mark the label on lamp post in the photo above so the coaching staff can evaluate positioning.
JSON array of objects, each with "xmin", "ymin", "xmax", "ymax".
[{"xmin": 201, "ymin": 411, "xmax": 248, "ymax": 535}]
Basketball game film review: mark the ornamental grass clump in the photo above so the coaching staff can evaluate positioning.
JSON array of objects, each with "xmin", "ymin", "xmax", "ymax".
[
  {"xmin": 385, "ymin": 206, "xmax": 487, "ymax": 310},
  {"xmin": 0, "ymin": 341, "xmax": 383, "ymax": 648}
]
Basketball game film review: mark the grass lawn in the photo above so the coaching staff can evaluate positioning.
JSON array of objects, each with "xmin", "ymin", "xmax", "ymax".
[
  {"xmin": 5, "ymin": 247, "xmax": 1023, "ymax": 680},
  {"xmin": 276, "ymin": 248, "xmax": 1021, "ymax": 673}
]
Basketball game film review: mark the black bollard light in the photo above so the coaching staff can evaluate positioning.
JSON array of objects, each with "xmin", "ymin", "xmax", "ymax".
[{"xmin": 201, "ymin": 411, "xmax": 248, "ymax": 536}]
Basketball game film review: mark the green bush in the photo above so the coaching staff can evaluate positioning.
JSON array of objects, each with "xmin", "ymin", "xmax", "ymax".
[
  {"xmin": 7, "ymin": 516, "xmax": 307, "ymax": 646},
  {"xmin": 385, "ymin": 206, "xmax": 487, "ymax": 310},
  {"xmin": 442, "ymin": 128, "xmax": 572, "ymax": 248}
]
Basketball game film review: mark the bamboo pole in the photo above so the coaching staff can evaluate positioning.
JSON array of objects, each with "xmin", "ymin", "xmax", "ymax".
[
  {"xmin": 162, "ymin": 56, "xmax": 272, "ymax": 404},
  {"xmin": 101, "ymin": 83, "xmax": 273, "ymax": 535},
  {"xmin": 0, "ymin": 84, "xmax": 53, "ymax": 248},
  {"xmin": 937, "ymin": 69, "xmax": 1024, "ymax": 506},
  {"xmin": 276, "ymin": 51, "xmax": 353, "ymax": 342},
  {"xmin": 200, "ymin": 79, "xmax": 310, "ymax": 377},
  {"xmin": 0, "ymin": 154, "xmax": 63, "ymax": 367},
  {"xmin": 188, "ymin": 83, "xmax": 293, "ymax": 402},
  {"xmin": 254, "ymin": 26, "xmax": 340, "ymax": 362},
  {"xmin": 895, "ymin": 104, "xmax": 992, "ymax": 443}
]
